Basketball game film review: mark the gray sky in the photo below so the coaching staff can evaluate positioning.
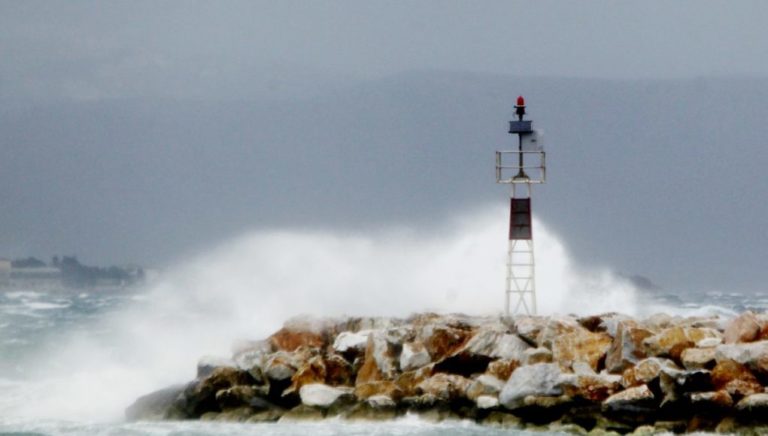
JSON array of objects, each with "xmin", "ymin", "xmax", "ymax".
[
  {"xmin": 1, "ymin": 1, "xmax": 768, "ymax": 293},
  {"xmin": 3, "ymin": 1, "xmax": 768, "ymax": 102}
]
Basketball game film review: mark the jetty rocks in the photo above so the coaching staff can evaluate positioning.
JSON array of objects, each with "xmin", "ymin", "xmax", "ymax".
[{"xmin": 127, "ymin": 311, "xmax": 768, "ymax": 434}]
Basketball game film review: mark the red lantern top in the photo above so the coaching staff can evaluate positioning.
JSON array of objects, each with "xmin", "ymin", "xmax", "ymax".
[{"xmin": 516, "ymin": 95, "xmax": 525, "ymax": 107}]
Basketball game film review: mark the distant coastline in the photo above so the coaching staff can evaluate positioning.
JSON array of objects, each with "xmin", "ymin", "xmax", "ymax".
[{"xmin": 0, "ymin": 256, "xmax": 152, "ymax": 290}]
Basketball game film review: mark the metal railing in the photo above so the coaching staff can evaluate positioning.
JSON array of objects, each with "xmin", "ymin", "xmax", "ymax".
[{"xmin": 495, "ymin": 150, "xmax": 546, "ymax": 184}]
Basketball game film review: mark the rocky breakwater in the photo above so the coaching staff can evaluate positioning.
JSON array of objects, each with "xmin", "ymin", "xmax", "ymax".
[{"xmin": 127, "ymin": 311, "xmax": 768, "ymax": 434}]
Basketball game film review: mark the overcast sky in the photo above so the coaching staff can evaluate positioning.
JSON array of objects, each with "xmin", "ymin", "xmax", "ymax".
[
  {"xmin": 1, "ymin": 1, "xmax": 768, "ymax": 293},
  {"xmin": 3, "ymin": 1, "xmax": 768, "ymax": 102}
]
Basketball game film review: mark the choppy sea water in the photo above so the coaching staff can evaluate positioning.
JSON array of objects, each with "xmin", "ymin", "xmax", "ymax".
[{"xmin": 0, "ymin": 285, "xmax": 762, "ymax": 435}]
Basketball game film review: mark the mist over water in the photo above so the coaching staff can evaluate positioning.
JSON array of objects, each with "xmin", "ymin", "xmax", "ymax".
[{"xmin": 0, "ymin": 206, "xmax": 671, "ymax": 423}]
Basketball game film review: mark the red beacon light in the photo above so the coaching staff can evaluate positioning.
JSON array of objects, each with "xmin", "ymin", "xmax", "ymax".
[{"xmin": 514, "ymin": 95, "xmax": 526, "ymax": 120}]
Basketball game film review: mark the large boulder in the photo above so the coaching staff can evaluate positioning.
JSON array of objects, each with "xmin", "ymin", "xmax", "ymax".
[
  {"xmin": 418, "ymin": 323, "xmax": 473, "ymax": 363},
  {"xmin": 552, "ymin": 329, "xmax": 612, "ymax": 372},
  {"xmin": 724, "ymin": 311, "xmax": 762, "ymax": 344},
  {"xmin": 298, "ymin": 383, "xmax": 354, "ymax": 408},
  {"xmin": 536, "ymin": 316, "xmax": 586, "ymax": 349},
  {"xmin": 643, "ymin": 327, "xmax": 722, "ymax": 361},
  {"xmin": 499, "ymin": 363, "xmax": 564, "ymax": 410},
  {"xmin": 434, "ymin": 326, "xmax": 529, "ymax": 376},
  {"xmin": 605, "ymin": 322, "xmax": 653, "ymax": 373},
  {"xmin": 680, "ymin": 347, "xmax": 717, "ymax": 370},
  {"xmin": 621, "ymin": 357, "xmax": 679, "ymax": 388},
  {"xmin": 711, "ymin": 359, "xmax": 763, "ymax": 399},
  {"xmin": 461, "ymin": 325, "xmax": 530, "ymax": 360}
]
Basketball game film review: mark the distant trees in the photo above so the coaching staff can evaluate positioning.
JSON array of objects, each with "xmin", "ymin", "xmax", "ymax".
[{"xmin": 60, "ymin": 256, "xmax": 138, "ymax": 287}]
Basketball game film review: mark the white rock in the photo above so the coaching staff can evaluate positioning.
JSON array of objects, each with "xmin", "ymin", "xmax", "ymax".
[
  {"xmin": 476, "ymin": 395, "xmax": 499, "ymax": 409},
  {"xmin": 715, "ymin": 340, "xmax": 768, "ymax": 366},
  {"xmin": 299, "ymin": 383, "xmax": 352, "ymax": 408},
  {"xmin": 400, "ymin": 341, "xmax": 431, "ymax": 371},
  {"xmin": 333, "ymin": 330, "xmax": 372, "ymax": 353},
  {"xmin": 499, "ymin": 363, "xmax": 563, "ymax": 409}
]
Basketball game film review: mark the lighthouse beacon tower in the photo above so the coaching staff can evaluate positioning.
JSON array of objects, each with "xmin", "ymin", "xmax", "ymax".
[{"xmin": 495, "ymin": 96, "xmax": 546, "ymax": 316}]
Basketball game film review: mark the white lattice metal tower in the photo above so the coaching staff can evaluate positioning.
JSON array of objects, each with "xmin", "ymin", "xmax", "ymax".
[{"xmin": 495, "ymin": 96, "xmax": 546, "ymax": 316}]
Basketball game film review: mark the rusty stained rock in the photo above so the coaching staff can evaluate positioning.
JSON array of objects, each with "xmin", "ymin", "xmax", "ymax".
[
  {"xmin": 287, "ymin": 355, "xmax": 326, "ymax": 394},
  {"xmin": 560, "ymin": 372, "xmax": 622, "ymax": 403},
  {"xmin": 486, "ymin": 359, "xmax": 519, "ymax": 381},
  {"xmin": 552, "ymin": 330, "xmax": 612, "ymax": 372},
  {"xmin": 355, "ymin": 331, "xmax": 397, "ymax": 385},
  {"xmin": 643, "ymin": 326, "xmax": 722, "ymax": 362},
  {"xmin": 269, "ymin": 327, "xmax": 325, "ymax": 352},
  {"xmin": 711, "ymin": 359, "xmax": 764, "ymax": 399},
  {"xmin": 324, "ymin": 354, "xmax": 354, "ymax": 386},
  {"xmin": 419, "ymin": 324, "xmax": 473, "ymax": 363}
]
